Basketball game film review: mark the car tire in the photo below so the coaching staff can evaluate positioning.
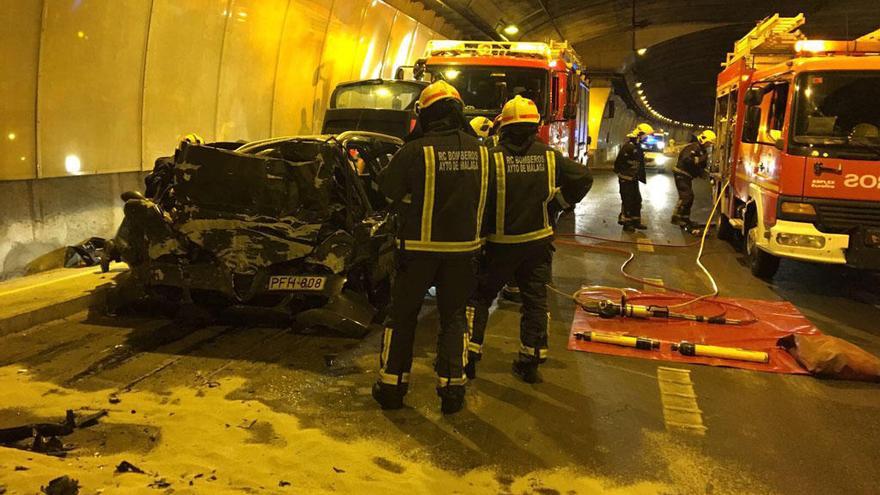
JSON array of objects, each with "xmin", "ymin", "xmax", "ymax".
[{"xmin": 745, "ymin": 224, "xmax": 780, "ymax": 279}]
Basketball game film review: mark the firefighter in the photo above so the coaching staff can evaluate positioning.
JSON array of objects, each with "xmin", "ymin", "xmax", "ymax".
[
  {"xmin": 615, "ymin": 123, "xmax": 653, "ymax": 232},
  {"xmin": 465, "ymin": 96, "xmax": 592, "ymax": 383},
  {"xmin": 671, "ymin": 130, "xmax": 716, "ymax": 228},
  {"xmin": 373, "ymin": 80, "xmax": 489, "ymax": 414},
  {"xmin": 470, "ymin": 116, "xmax": 493, "ymax": 141}
]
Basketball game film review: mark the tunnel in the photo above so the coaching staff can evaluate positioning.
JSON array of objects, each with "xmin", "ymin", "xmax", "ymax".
[{"xmin": 1, "ymin": 1, "xmax": 880, "ymax": 493}]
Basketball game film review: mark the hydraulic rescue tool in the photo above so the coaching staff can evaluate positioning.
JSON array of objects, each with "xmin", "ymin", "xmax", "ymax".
[
  {"xmin": 577, "ymin": 297, "xmax": 751, "ymax": 325},
  {"xmin": 672, "ymin": 341, "xmax": 770, "ymax": 364},
  {"xmin": 574, "ymin": 332, "xmax": 660, "ymax": 350}
]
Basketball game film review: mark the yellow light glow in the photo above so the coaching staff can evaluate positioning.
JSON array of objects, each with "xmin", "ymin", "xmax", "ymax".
[
  {"xmin": 512, "ymin": 42, "xmax": 549, "ymax": 55},
  {"xmin": 503, "ymin": 25, "xmax": 519, "ymax": 36},
  {"xmin": 77, "ymin": 31, "xmax": 85, "ymax": 39},
  {"xmin": 20, "ymin": 156, "xmax": 26, "ymax": 161},
  {"xmin": 65, "ymin": 154, "xmax": 82, "ymax": 174},
  {"xmin": 445, "ymin": 69, "xmax": 460, "ymax": 80},
  {"xmin": 635, "ymin": 82, "xmax": 642, "ymax": 88},
  {"xmin": 375, "ymin": 87, "xmax": 391, "ymax": 97},
  {"xmin": 804, "ymin": 88, "xmax": 812, "ymax": 98},
  {"xmin": 549, "ymin": 60, "xmax": 558, "ymax": 67},
  {"xmin": 795, "ymin": 40, "xmax": 827, "ymax": 53},
  {"xmin": 637, "ymin": 48, "xmax": 647, "ymax": 56},
  {"xmin": 430, "ymin": 40, "xmax": 460, "ymax": 51},
  {"xmin": 7, "ymin": 132, "xmax": 15, "ymax": 140}
]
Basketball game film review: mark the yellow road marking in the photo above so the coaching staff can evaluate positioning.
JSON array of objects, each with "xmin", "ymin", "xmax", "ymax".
[
  {"xmin": 636, "ymin": 238, "xmax": 654, "ymax": 253},
  {"xmin": 657, "ymin": 366, "xmax": 707, "ymax": 435},
  {"xmin": 643, "ymin": 277, "xmax": 665, "ymax": 293},
  {"xmin": 0, "ymin": 269, "xmax": 99, "ymax": 298}
]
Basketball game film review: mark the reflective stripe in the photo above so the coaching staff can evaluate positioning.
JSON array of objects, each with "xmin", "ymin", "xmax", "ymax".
[
  {"xmin": 380, "ymin": 327, "xmax": 392, "ymax": 369},
  {"xmin": 465, "ymin": 306, "xmax": 475, "ymax": 341},
  {"xmin": 488, "ymin": 227, "xmax": 554, "ymax": 244},
  {"xmin": 468, "ymin": 341, "xmax": 483, "ymax": 353},
  {"xmin": 476, "ymin": 147, "xmax": 489, "ymax": 240},
  {"xmin": 520, "ymin": 344, "xmax": 548, "ymax": 359},
  {"xmin": 395, "ymin": 238, "xmax": 483, "ymax": 252},
  {"xmin": 461, "ymin": 332, "xmax": 469, "ymax": 377},
  {"xmin": 421, "ymin": 146, "xmax": 436, "ymax": 243},
  {"xmin": 494, "ymin": 151, "xmax": 506, "ymax": 237},
  {"xmin": 673, "ymin": 167, "xmax": 693, "ymax": 178},
  {"xmin": 437, "ymin": 376, "xmax": 468, "ymax": 387},
  {"xmin": 544, "ymin": 151, "xmax": 557, "ymax": 230},
  {"xmin": 380, "ymin": 371, "xmax": 410, "ymax": 385}
]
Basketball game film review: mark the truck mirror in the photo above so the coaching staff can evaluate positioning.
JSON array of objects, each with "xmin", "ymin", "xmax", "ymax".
[
  {"xmin": 744, "ymin": 87, "xmax": 764, "ymax": 106},
  {"xmin": 742, "ymin": 106, "xmax": 762, "ymax": 143},
  {"xmin": 774, "ymin": 138, "xmax": 785, "ymax": 151}
]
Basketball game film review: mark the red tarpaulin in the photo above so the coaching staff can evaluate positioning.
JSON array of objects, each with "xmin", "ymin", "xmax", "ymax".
[{"xmin": 567, "ymin": 295, "xmax": 821, "ymax": 374}]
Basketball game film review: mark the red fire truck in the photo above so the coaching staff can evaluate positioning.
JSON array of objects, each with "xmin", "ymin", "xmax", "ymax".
[
  {"xmin": 713, "ymin": 14, "xmax": 880, "ymax": 278},
  {"xmin": 409, "ymin": 40, "xmax": 590, "ymax": 163}
]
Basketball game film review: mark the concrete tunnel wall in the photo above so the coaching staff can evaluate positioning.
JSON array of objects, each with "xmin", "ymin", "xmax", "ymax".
[{"xmin": 0, "ymin": 0, "xmax": 454, "ymax": 279}]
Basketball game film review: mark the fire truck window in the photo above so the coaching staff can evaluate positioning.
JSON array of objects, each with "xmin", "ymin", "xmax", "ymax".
[
  {"xmin": 793, "ymin": 72, "xmax": 880, "ymax": 146},
  {"xmin": 768, "ymin": 83, "xmax": 789, "ymax": 131},
  {"xmin": 433, "ymin": 66, "xmax": 548, "ymax": 115},
  {"xmin": 551, "ymin": 75, "xmax": 560, "ymax": 113}
]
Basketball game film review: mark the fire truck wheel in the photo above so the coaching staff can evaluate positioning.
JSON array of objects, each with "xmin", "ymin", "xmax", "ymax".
[
  {"xmin": 717, "ymin": 213, "xmax": 737, "ymax": 242},
  {"xmin": 745, "ymin": 225, "xmax": 780, "ymax": 279}
]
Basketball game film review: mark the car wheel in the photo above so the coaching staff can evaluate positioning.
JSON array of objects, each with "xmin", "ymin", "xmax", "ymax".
[{"xmin": 745, "ymin": 225, "xmax": 780, "ymax": 279}]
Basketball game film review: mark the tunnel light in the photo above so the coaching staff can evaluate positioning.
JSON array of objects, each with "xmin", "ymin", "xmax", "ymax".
[
  {"xmin": 7, "ymin": 132, "xmax": 15, "ymax": 140},
  {"xmin": 445, "ymin": 69, "xmax": 460, "ymax": 80},
  {"xmin": 503, "ymin": 24, "xmax": 519, "ymax": 36},
  {"xmin": 20, "ymin": 156, "xmax": 26, "ymax": 161},
  {"xmin": 637, "ymin": 48, "xmax": 647, "ymax": 56},
  {"xmin": 635, "ymin": 82, "xmax": 642, "ymax": 88},
  {"xmin": 77, "ymin": 31, "xmax": 85, "ymax": 39},
  {"xmin": 637, "ymin": 89, "xmax": 644, "ymax": 94},
  {"xmin": 65, "ymin": 154, "xmax": 82, "ymax": 174}
]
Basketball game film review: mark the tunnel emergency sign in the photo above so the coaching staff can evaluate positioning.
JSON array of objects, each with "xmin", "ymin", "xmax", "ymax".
[{"xmin": 267, "ymin": 275, "xmax": 326, "ymax": 291}]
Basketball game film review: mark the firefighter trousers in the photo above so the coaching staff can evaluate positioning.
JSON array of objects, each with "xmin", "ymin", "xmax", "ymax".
[
  {"xmin": 467, "ymin": 242, "xmax": 553, "ymax": 364},
  {"xmin": 618, "ymin": 178, "xmax": 642, "ymax": 225},
  {"xmin": 673, "ymin": 173, "xmax": 695, "ymax": 220},
  {"xmin": 379, "ymin": 251, "xmax": 477, "ymax": 389}
]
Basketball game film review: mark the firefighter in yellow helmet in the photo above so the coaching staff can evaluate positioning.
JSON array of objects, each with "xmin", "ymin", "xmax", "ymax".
[
  {"xmin": 373, "ymin": 80, "xmax": 489, "ymax": 414},
  {"xmin": 614, "ymin": 123, "xmax": 653, "ymax": 232},
  {"xmin": 671, "ymin": 129, "xmax": 716, "ymax": 230},
  {"xmin": 470, "ymin": 116, "xmax": 493, "ymax": 140},
  {"xmin": 465, "ymin": 96, "xmax": 592, "ymax": 383}
]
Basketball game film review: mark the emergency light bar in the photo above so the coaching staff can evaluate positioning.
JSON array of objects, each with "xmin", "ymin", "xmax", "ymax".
[{"xmin": 794, "ymin": 39, "xmax": 880, "ymax": 55}]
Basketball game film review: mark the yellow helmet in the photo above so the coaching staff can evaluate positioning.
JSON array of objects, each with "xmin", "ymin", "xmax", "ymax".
[
  {"xmin": 470, "ymin": 116, "xmax": 493, "ymax": 138},
  {"xmin": 627, "ymin": 123, "xmax": 654, "ymax": 138},
  {"xmin": 416, "ymin": 80, "xmax": 462, "ymax": 113},
  {"xmin": 697, "ymin": 129, "xmax": 717, "ymax": 145},
  {"xmin": 499, "ymin": 95, "xmax": 541, "ymax": 128}
]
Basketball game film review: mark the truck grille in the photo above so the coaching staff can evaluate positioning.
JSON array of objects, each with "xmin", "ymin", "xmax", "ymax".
[{"xmin": 815, "ymin": 203, "xmax": 880, "ymax": 233}]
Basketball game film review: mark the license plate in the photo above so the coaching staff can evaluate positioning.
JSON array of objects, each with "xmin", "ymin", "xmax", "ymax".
[
  {"xmin": 267, "ymin": 275, "xmax": 326, "ymax": 291},
  {"xmin": 866, "ymin": 230, "xmax": 880, "ymax": 248}
]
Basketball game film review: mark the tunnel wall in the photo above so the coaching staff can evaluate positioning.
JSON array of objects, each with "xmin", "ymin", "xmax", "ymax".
[{"xmin": 0, "ymin": 0, "xmax": 451, "ymax": 279}]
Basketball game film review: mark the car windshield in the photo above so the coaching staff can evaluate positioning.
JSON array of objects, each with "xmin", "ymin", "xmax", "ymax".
[
  {"xmin": 793, "ymin": 71, "xmax": 880, "ymax": 149},
  {"xmin": 427, "ymin": 65, "xmax": 547, "ymax": 115},
  {"xmin": 331, "ymin": 81, "xmax": 423, "ymax": 110}
]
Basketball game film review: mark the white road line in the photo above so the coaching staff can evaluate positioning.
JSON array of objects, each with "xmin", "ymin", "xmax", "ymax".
[{"xmin": 657, "ymin": 366, "xmax": 707, "ymax": 435}]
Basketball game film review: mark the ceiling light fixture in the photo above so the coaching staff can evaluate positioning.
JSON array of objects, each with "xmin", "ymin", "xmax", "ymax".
[{"xmin": 503, "ymin": 24, "xmax": 519, "ymax": 36}]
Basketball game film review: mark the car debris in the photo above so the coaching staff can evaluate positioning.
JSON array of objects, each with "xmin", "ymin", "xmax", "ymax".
[
  {"xmin": 104, "ymin": 131, "xmax": 402, "ymax": 337},
  {"xmin": 115, "ymin": 460, "xmax": 146, "ymax": 474},
  {"xmin": 0, "ymin": 409, "xmax": 108, "ymax": 456},
  {"xmin": 41, "ymin": 476, "xmax": 79, "ymax": 495}
]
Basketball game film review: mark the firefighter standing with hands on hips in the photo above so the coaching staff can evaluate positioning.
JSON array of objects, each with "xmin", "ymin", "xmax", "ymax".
[
  {"xmin": 374, "ymin": 81, "xmax": 489, "ymax": 414},
  {"xmin": 465, "ymin": 96, "xmax": 592, "ymax": 383},
  {"xmin": 671, "ymin": 130, "xmax": 717, "ymax": 230},
  {"xmin": 615, "ymin": 123, "xmax": 653, "ymax": 232}
]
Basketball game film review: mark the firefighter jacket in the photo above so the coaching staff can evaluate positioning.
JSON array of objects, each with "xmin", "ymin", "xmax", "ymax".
[
  {"xmin": 674, "ymin": 142, "xmax": 709, "ymax": 178},
  {"xmin": 378, "ymin": 128, "xmax": 489, "ymax": 255},
  {"xmin": 614, "ymin": 139, "xmax": 646, "ymax": 183},
  {"xmin": 484, "ymin": 136, "xmax": 592, "ymax": 245}
]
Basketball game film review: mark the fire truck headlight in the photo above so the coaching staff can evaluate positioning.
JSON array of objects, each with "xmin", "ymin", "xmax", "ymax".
[
  {"xmin": 656, "ymin": 141, "xmax": 665, "ymax": 150},
  {"xmin": 776, "ymin": 233, "xmax": 826, "ymax": 249}
]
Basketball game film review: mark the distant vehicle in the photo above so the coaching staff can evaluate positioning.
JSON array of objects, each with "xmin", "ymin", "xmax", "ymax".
[
  {"xmin": 405, "ymin": 40, "xmax": 591, "ymax": 163},
  {"xmin": 321, "ymin": 79, "xmax": 428, "ymax": 139},
  {"xmin": 713, "ymin": 14, "xmax": 880, "ymax": 278},
  {"xmin": 641, "ymin": 133, "xmax": 667, "ymax": 152}
]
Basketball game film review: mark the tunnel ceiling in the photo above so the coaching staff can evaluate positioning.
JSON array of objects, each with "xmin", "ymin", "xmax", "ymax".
[{"xmin": 418, "ymin": 0, "xmax": 880, "ymax": 125}]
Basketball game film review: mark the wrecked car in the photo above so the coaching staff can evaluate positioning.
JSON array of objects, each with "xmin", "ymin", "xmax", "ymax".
[
  {"xmin": 321, "ymin": 78, "xmax": 427, "ymax": 139},
  {"xmin": 106, "ymin": 131, "xmax": 402, "ymax": 336}
]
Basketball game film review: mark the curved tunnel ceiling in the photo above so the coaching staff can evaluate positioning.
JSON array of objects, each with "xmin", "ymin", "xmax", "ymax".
[{"xmin": 416, "ymin": 0, "xmax": 880, "ymax": 125}]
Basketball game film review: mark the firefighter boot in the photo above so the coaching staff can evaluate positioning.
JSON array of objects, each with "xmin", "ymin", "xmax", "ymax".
[
  {"xmin": 464, "ymin": 351, "xmax": 480, "ymax": 380},
  {"xmin": 372, "ymin": 382, "xmax": 407, "ymax": 410},
  {"xmin": 512, "ymin": 358, "xmax": 541, "ymax": 384},
  {"xmin": 622, "ymin": 223, "xmax": 637, "ymax": 233},
  {"xmin": 671, "ymin": 214, "xmax": 689, "ymax": 227},
  {"xmin": 437, "ymin": 385, "xmax": 466, "ymax": 414},
  {"xmin": 633, "ymin": 221, "xmax": 649, "ymax": 230}
]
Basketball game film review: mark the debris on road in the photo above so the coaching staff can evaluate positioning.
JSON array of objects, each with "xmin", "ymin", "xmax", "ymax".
[
  {"xmin": 115, "ymin": 460, "xmax": 146, "ymax": 474},
  {"xmin": 108, "ymin": 393, "xmax": 121, "ymax": 404},
  {"xmin": 41, "ymin": 476, "xmax": 80, "ymax": 495},
  {"xmin": 0, "ymin": 409, "xmax": 108, "ymax": 456}
]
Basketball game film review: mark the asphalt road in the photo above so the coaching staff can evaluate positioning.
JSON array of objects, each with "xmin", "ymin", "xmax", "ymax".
[{"xmin": 1, "ymin": 170, "xmax": 878, "ymax": 494}]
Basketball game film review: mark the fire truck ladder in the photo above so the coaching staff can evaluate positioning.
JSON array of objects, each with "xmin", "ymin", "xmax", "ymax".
[{"xmin": 724, "ymin": 14, "xmax": 806, "ymax": 68}]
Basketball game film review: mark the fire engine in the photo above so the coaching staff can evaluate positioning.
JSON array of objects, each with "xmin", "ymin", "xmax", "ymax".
[
  {"xmin": 713, "ymin": 14, "xmax": 880, "ymax": 278},
  {"xmin": 407, "ymin": 40, "xmax": 590, "ymax": 163}
]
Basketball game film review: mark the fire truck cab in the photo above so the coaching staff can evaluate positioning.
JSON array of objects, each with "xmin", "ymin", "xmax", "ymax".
[
  {"xmin": 410, "ymin": 40, "xmax": 590, "ymax": 163},
  {"xmin": 714, "ymin": 14, "xmax": 880, "ymax": 278}
]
